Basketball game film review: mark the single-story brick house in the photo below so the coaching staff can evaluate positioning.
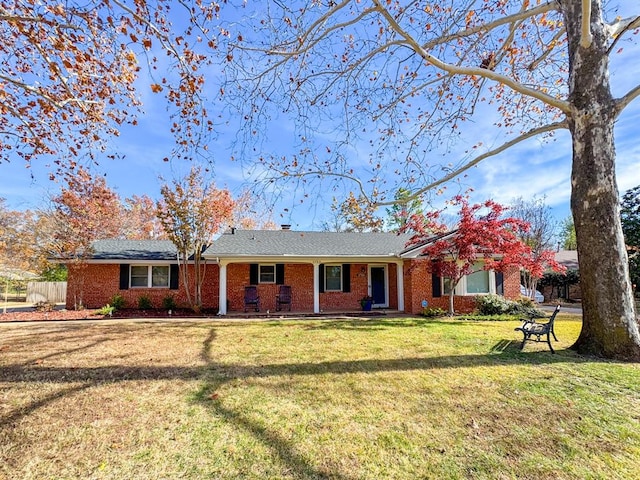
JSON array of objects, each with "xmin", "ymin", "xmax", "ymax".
[{"xmin": 64, "ymin": 228, "xmax": 521, "ymax": 314}]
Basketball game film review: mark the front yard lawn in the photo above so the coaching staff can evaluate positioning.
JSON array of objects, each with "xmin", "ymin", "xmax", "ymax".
[{"xmin": 1, "ymin": 314, "xmax": 638, "ymax": 479}]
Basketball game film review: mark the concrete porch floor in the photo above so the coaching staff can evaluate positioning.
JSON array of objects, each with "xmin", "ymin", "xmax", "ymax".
[{"xmin": 222, "ymin": 308, "xmax": 402, "ymax": 320}]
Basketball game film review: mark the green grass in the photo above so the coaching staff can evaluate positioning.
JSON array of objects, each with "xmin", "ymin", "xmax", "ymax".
[{"xmin": 0, "ymin": 314, "xmax": 639, "ymax": 479}]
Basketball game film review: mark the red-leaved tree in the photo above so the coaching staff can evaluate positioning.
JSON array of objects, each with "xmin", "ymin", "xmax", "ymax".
[
  {"xmin": 405, "ymin": 196, "xmax": 535, "ymax": 314},
  {"xmin": 520, "ymin": 249, "xmax": 566, "ymax": 302}
]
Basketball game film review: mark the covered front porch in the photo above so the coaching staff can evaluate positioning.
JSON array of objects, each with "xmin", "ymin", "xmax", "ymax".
[
  {"xmin": 214, "ymin": 258, "xmax": 406, "ymax": 315},
  {"xmin": 220, "ymin": 307, "xmax": 404, "ymax": 320}
]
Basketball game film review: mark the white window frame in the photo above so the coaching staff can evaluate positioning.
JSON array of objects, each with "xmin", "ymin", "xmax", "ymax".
[
  {"xmin": 130, "ymin": 265, "xmax": 170, "ymax": 288},
  {"xmin": 325, "ymin": 264, "xmax": 343, "ymax": 292},
  {"xmin": 444, "ymin": 263, "xmax": 496, "ymax": 296},
  {"xmin": 259, "ymin": 264, "xmax": 276, "ymax": 284}
]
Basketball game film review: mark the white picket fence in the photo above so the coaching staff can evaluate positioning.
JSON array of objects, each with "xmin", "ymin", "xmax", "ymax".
[{"xmin": 26, "ymin": 282, "xmax": 67, "ymax": 304}]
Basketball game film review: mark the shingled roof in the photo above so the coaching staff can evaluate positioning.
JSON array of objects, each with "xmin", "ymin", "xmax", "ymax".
[
  {"xmin": 89, "ymin": 240, "xmax": 178, "ymax": 261},
  {"xmin": 203, "ymin": 230, "xmax": 413, "ymax": 258},
  {"xmin": 554, "ymin": 250, "xmax": 579, "ymax": 270}
]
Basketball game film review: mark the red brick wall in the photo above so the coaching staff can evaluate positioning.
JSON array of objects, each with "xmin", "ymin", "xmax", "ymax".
[
  {"xmin": 502, "ymin": 266, "xmax": 521, "ymax": 300},
  {"xmin": 401, "ymin": 260, "xmax": 521, "ymax": 314},
  {"xmin": 226, "ymin": 263, "xmax": 317, "ymax": 312},
  {"xmin": 225, "ymin": 263, "xmax": 380, "ymax": 312},
  {"xmin": 388, "ymin": 263, "xmax": 398, "ymax": 309},
  {"xmin": 321, "ymin": 263, "xmax": 366, "ymax": 312},
  {"xmin": 67, "ymin": 263, "xmax": 219, "ymax": 310},
  {"xmin": 69, "ymin": 260, "xmax": 522, "ymax": 314}
]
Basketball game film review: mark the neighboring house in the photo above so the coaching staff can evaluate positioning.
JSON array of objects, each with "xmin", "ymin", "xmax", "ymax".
[
  {"xmin": 554, "ymin": 250, "xmax": 579, "ymax": 271},
  {"xmin": 540, "ymin": 250, "xmax": 581, "ymax": 301},
  {"xmin": 65, "ymin": 228, "xmax": 521, "ymax": 314}
]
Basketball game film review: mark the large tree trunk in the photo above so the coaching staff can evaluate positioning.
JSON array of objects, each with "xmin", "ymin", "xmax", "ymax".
[{"xmin": 563, "ymin": 1, "xmax": 640, "ymax": 360}]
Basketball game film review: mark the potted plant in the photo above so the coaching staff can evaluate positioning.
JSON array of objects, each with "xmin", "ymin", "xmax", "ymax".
[{"xmin": 360, "ymin": 295, "xmax": 374, "ymax": 311}]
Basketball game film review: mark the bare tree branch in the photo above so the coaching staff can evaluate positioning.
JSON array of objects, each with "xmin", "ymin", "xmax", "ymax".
[
  {"xmin": 606, "ymin": 14, "xmax": 640, "ymax": 38},
  {"xmin": 581, "ymin": 0, "xmax": 593, "ymax": 48},
  {"xmin": 372, "ymin": 0, "xmax": 572, "ymax": 114},
  {"xmin": 606, "ymin": 15, "xmax": 640, "ymax": 55},
  {"xmin": 373, "ymin": 121, "xmax": 569, "ymax": 207},
  {"xmin": 419, "ymin": 1, "xmax": 559, "ymax": 52},
  {"xmin": 528, "ymin": 30, "xmax": 565, "ymax": 70},
  {"xmin": 616, "ymin": 84, "xmax": 640, "ymax": 115}
]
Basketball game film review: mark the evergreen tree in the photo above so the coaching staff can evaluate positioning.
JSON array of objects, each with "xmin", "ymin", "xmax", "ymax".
[{"xmin": 621, "ymin": 186, "xmax": 640, "ymax": 292}]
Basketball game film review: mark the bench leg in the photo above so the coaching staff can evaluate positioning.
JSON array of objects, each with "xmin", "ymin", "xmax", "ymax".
[
  {"xmin": 519, "ymin": 332, "xmax": 528, "ymax": 350},
  {"xmin": 546, "ymin": 332, "xmax": 555, "ymax": 353}
]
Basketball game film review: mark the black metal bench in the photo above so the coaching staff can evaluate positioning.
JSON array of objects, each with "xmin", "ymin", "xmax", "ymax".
[{"xmin": 514, "ymin": 305, "xmax": 560, "ymax": 353}]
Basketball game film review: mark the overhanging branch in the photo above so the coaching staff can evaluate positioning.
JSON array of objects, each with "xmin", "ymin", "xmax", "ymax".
[
  {"xmin": 606, "ymin": 15, "xmax": 640, "ymax": 55},
  {"xmin": 373, "ymin": 120, "xmax": 569, "ymax": 207},
  {"xmin": 616, "ymin": 84, "xmax": 640, "ymax": 115},
  {"xmin": 580, "ymin": 0, "xmax": 593, "ymax": 48},
  {"xmin": 420, "ymin": 1, "xmax": 559, "ymax": 51},
  {"xmin": 372, "ymin": 0, "xmax": 571, "ymax": 114}
]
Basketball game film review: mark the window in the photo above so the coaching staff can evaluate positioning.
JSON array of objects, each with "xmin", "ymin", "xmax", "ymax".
[
  {"xmin": 130, "ymin": 265, "xmax": 170, "ymax": 288},
  {"xmin": 152, "ymin": 266, "xmax": 169, "ymax": 287},
  {"xmin": 325, "ymin": 265, "xmax": 342, "ymax": 291},
  {"xmin": 259, "ymin": 264, "xmax": 275, "ymax": 283},
  {"xmin": 130, "ymin": 266, "xmax": 149, "ymax": 287},
  {"xmin": 466, "ymin": 263, "xmax": 490, "ymax": 294}
]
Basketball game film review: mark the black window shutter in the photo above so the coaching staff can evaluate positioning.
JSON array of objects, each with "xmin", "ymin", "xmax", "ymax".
[
  {"xmin": 432, "ymin": 272, "xmax": 441, "ymax": 298},
  {"xmin": 495, "ymin": 271, "xmax": 504, "ymax": 296},
  {"xmin": 342, "ymin": 264, "xmax": 351, "ymax": 292},
  {"xmin": 119, "ymin": 264, "xmax": 130, "ymax": 290},
  {"xmin": 319, "ymin": 264, "xmax": 325, "ymax": 293},
  {"xmin": 170, "ymin": 264, "xmax": 179, "ymax": 290},
  {"xmin": 276, "ymin": 264, "xmax": 285, "ymax": 285},
  {"xmin": 249, "ymin": 264, "xmax": 259, "ymax": 285}
]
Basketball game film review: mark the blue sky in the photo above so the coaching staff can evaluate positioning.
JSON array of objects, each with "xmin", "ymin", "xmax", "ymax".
[{"xmin": 2, "ymin": 1, "xmax": 639, "ymax": 230}]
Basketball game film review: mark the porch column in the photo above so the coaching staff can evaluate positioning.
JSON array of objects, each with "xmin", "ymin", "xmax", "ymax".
[
  {"xmin": 218, "ymin": 261, "xmax": 228, "ymax": 315},
  {"xmin": 313, "ymin": 261, "xmax": 320, "ymax": 314},
  {"xmin": 396, "ymin": 261, "xmax": 405, "ymax": 312}
]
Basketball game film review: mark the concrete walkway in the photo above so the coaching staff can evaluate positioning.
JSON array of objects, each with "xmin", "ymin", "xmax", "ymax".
[{"xmin": 541, "ymin": 304, "xmax": 582, "ymax": 315}]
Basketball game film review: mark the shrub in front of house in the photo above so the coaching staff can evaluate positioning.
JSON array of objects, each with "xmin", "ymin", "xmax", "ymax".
[
  {"xmin": 475, "ymin": 294, "xmax": 512, "ymax": 315},
  {"xmin": 138, "ymin": 295, "xmax": 153, "ymax": 310},
  {"xmin": 475, "ymin": 294, "xmax": 545, "ymax": 317},
  {"xmin": 511, "ymin": 297, "xmax": 545, "ymax": 317},
  {"xmin": 162, "ymin": 295, "xmax": 177, "ymax": 311},
  {"xmin": 420, "ymin": 307, "xmax": 447, "ymax": 318},
  {"xmin": 110, "ymin": 294, "xmax": 126, "ymax": 310}
]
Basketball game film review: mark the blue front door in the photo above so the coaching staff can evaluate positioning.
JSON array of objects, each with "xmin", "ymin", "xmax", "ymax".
[{"xmin": 370, "ymin": 266, "xmax": 386, "ymax": 306}]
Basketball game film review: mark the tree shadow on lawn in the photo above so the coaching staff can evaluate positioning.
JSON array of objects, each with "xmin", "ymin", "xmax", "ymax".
[
  {"xmin": 191, "ymin": 331, "xmax": 586, "ymax": 479},
  {"xmin": 299, "ymin": 317, "xmax": 530, "ymax": 332},
  {"xmin": 0, "ymin": 325, "xmax": 589, "ymax": 479},
  {"xmin": 0, "ymin": 331, "xmax": 588, "ymax": 392}
]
